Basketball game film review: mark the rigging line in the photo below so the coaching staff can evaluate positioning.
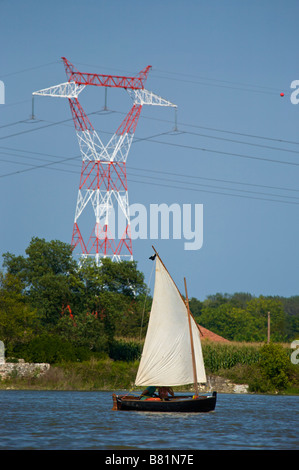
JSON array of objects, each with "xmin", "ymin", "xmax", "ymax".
[
  {"xmin": 1, "ymin": 144, "xmax": 298, "ymax": 194},
  {"xmin": 127, "ymin": 177, "xmax": 299, "ymax": 206}
]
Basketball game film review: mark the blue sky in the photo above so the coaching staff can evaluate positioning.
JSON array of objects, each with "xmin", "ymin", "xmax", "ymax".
[{"xmin": 0, "ymin": 0, "xmax": 298, "ymax": 300}]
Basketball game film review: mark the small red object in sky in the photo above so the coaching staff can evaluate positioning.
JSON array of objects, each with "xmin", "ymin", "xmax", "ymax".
[{"xmin": 280, "ymin": 92, "xmax": 284, "ymax": 97}]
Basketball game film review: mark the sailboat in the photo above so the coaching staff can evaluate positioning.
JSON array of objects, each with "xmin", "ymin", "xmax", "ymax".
[{"xmin": 112, "ymin": 247, "xmax": 217, "ymax": 412}]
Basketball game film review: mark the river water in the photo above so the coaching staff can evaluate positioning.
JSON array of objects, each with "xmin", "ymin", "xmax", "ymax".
[{"xmin": 0, "ymin": 390, "xmax": 297, "ymax": 450}]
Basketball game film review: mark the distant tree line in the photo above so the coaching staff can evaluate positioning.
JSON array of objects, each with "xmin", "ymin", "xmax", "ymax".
[
  {"xmin": 0, "ymin": 237, "xmax": 150, "ymax": 362},
  {"xmin": 0, "ymin": 237, "xmax": 298, "ymax": 363},
  {"xmin": 189, "ymin": 292, "xmax": 299, "ymax": 343}
]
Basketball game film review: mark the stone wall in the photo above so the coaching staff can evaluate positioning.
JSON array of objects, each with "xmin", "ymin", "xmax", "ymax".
[
  {"xmin": 199, "ymin": 375, "xmax": 249, "ymax": 394},
  {"xmin": 0, "ymin": 359, "xmax": 50, "ymax": 379}
]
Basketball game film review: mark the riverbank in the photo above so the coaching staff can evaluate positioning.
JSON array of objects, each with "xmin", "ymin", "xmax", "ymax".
[{"xmin": 0, "ymin": 357, "xmax": 298, "ymax": 394}]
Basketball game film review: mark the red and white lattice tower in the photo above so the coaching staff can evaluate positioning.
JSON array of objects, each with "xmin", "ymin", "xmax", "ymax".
[{"xmin": 33, "ymin": 58, "xmax": 176, "ymax": 264}]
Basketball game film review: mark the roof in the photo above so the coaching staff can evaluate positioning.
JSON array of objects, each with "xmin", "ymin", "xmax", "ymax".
[{"xmin": 197, "ymin": 324, "xmax": 230, "ymax": 343}]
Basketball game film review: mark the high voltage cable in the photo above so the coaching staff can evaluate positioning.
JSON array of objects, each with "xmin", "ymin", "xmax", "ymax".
[
  {"xmin": 0, "ymin": 147, "xmax": 298, "ymax": 205},
  {"xmin": 2, "ymin": 111, "xmax": 298, "ymax": 169},
  {"xmin": 113, "ymin": 110, "xmax": 299, "ymax": 147},
  {"xmin": 152, "ymin": 68, "xmax": 282, "ymax": 93},
  {"xmin": 0, "ymin": 58, "xmax": 297, "ymax": 146},
  {"xmin": 1, "ymin": 157, "xmax": 298, "ymax": 205},
  {"xmin": 151, "ymin": 72, "xmax": 278, "ymax": 95},
  {"xmin": 1, "ymin": 144, "xmax": 299, "ymax": 194},
  {"xmin": 0, "ymin": 61, "xmax": 297, "ymax": 207},
  {"xmin": 0, "ymin": 61, "xmax": 59, "ymax": 79},
  {"xmin": 140, "ymin": 136, "xmax": 299, "ymax": 167},
  {"xmin": 127, "ymin": 177, "xmax": 299, "ymax": 206},
  {"xmin": 75, "ymin": 61, "xmax": 283, "ymax": 95}
]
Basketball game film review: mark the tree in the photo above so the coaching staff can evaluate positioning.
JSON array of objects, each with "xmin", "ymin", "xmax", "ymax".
[
  {"xmin": 258, "ymin": 343, "xmax": 291, "ymax": 390},
  {"xmin": 246, "ymin": 296, "xmax": 286, "ymax": 342},
  {"xmin": 0, "ymin": 271, "xmax": 38, "ymax": 351},
  {"xmin": 2, "ymin": 237, "xmax": 79, "ymax": 327},
  {"xmin": 199, "ymin": 303, "xmax": 264, "ymax": 341},
  {"xmin": 2, "ymin": 238, "xmax": 150, "ymax": 349},
  {"xmin": 99, "ymin": 258, "xmax": 147, "ymax": 297}
]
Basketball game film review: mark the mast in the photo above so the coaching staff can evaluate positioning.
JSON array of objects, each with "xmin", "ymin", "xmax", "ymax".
[
  {"xmin": 184, "ymin": 277, "xmax": 199, "ymax": 397},
  {"xmin": 151, "ymin": 246, "xmax": 200, "ymax": 394}
]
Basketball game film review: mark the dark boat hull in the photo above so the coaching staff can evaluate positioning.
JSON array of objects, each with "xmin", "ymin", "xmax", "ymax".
[{"xmin": 112, "ymin": 391, "xmax": 217, "ymax": 413}]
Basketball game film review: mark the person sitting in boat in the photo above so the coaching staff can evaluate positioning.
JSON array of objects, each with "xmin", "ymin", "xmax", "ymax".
[
  {"xmin": 158, "ymin": 387, "xmax": 174, "ymax": 400},
  {"xmin": 140, "ymin": 386, "xmax": 157, "ymax": 400}
]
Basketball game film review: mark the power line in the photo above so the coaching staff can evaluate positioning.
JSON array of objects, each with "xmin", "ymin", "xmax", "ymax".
[
  {"xmin": 0, "ymin": 61, "xmax": 59, "ymax": 79},
  {"xmin": 74, "ymin": 60, "xmax": 284, "ymax": 95},
  {"xmin": 0, "ymin": 145, "xmax": 298, "ymax": 205},
  {"xmin": 1, "ymin": 144, "xmax": 298, "ymax": 195},
  {"xmin": 128, "ymin": 165, "xmax": 299, "ymax": 194},
  {"xmin": 134, "ymin": 134, "xmax": 299, "ymax": 168},
  {"xmin": 3, "ymin": 109, "xmax": 296, "ymax": 169},
  {"xmin": 127, "ymin": 177, "xmax": 299, "ymax": 206}
]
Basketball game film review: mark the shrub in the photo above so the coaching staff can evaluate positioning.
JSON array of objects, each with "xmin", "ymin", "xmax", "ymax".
[
  {"xmin": 258, "ymin": 343, "xmax": 291, "ymax": 390},
  {"xmin": 13, "ymin": 335, "xmax": 78, "ymax": 363},
  {"xmin": 109, "ymin": 339, "xmax": 142, "ymax": 361}
]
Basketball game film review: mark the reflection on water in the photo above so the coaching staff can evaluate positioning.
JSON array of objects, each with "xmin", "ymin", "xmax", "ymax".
[{"xmin": 0, "ymin": 390, "xmax": 298, "ymax": 450}]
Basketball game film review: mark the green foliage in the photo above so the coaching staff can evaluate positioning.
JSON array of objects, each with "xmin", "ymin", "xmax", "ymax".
[
  {"xmin": 0, "ymin": 271, "xmax": 38, "ymax": 349},
  {"xmin": 1, "ymin": 237, "xmax": 149, "ymax": 360},
  {"xmin": 195, "ymin": 292, "xmax": 295, "ymax": 342},
  {"xmin": 258, "ymin": 343, "xmax": 291, "ymax": 390},
  {"xmin": 1, "ymin": 237, "xmax": 298, "ymax": 377},
  {"xmin": 202, "ymin": 342, "xmax": 261, "ymax": 373},
  {"xmin": 109, "ymin": 339, "xmax": 142, "ymax": 362},
  {"xmin": 13, "ymin": 335, "xmax": 78, "ymax": 363},
  {"xmin": 2, "ymin": 237, "xmax": 78, "ymax": 326},
  {"xmin": 55, "ymin": 311, "xmax": 110, "ymax": 354},
  {"xmin": 204, "ymin": 342, "xmax": 298, "ymax": 393}
]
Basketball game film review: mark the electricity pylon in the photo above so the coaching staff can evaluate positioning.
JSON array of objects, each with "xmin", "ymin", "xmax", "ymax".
[{"xmin": 33, "ymin": 58, "xmax": 176, "ymax": 264}]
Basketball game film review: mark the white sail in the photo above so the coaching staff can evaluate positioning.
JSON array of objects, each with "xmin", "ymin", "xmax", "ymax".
[{"xmin": 135, "ymin": 255, "xmax": 206, "ymax": 387}]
